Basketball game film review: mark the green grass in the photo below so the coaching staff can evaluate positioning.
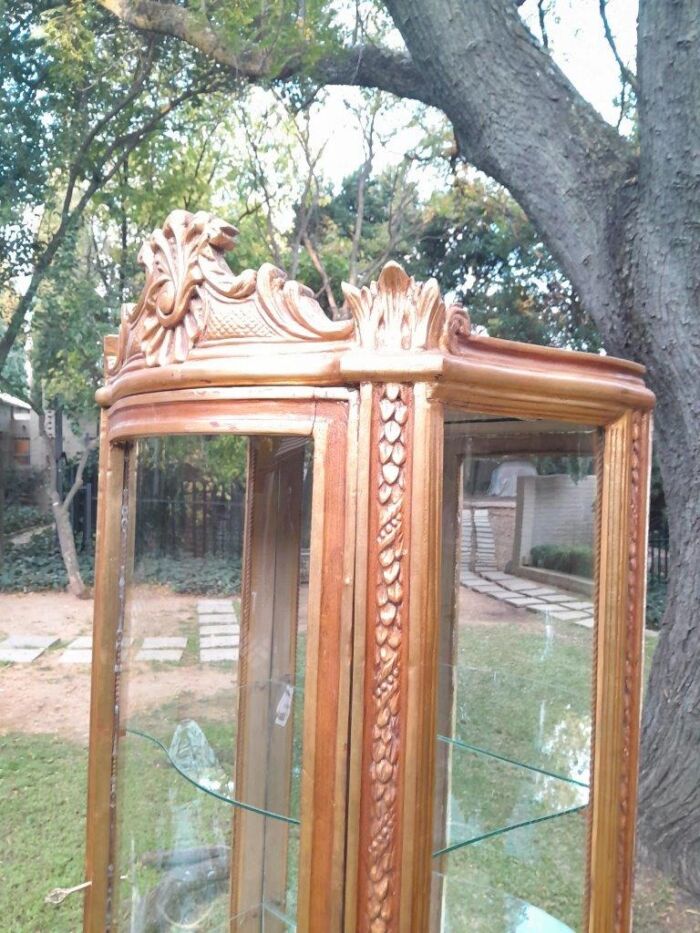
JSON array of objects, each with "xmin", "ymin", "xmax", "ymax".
[
  {"xmin": 0, "ymin": 734, "xmax": 87, "ymax": 932},
  {"xmin": 0, "ymin": 621, "xmax": 659, "ymax": 931}
]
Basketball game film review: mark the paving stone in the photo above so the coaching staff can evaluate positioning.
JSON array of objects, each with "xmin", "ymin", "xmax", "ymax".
[
  {"xmin": 1, "ymin": 635, "xmax": 58, "ymax": 649},
  {"xmin": 547, "ymin": 609, "xmax": 589, "ymax": 622},
  {"xmin": 200, "ymin": 648, "xmax": 238, "ymax": 662},
  {"xmin": 522, "ymin": 588, "xmax": 558, "ymax": 597},
  {"xmin": 136, "ymin": 648, "xmax": 184, "ymax": 662},
  {"xmin": 470, "ymin": 582, "xmax": 505, "ymax": 592},
  {"xmin": 538, "ymin": 593, "xmax": 573, "ymax": 603},
  {"xmin": 565, "ymin": 601, "xmax": 594, "ymax": 611},
  {"xmin": 59, "ymin": 649, "xmax": 92, "ymax": 664},
  {"xmin": 198, "ymin": 613, "xmax": 237, "ymax": 625},
  {"xmin": 66, "ymin": 636, "xmax": 93, "ymax": 649},
  {"xmin": 142, "ymin": 637, "xmax": 187, "ymax": 649},
  {"xmin": 0, "ymin": 647, "xmax": 46, "ymax": 663},
  {"xmin": 481, "ymin": 572, "xmax": 510, "ymax": 581},
  {"xmin": 524, "ymin": 603, "xmax": 554, "ymax": 612},
  {"xmin": 490, "ymin": 590, "xmax": 517, "ymax": 601},
  {"xmin": 200, "ymin": 635, "xmax": 239, "ymax": 649},
  {"xmin": 197, "ymin": 599, "xmax": 236, "ymax": 614},
  {"xmin": 505, "ymin": 580, "xmax": 542, "ymax": 591},
  {"xmin": 570, "ymin": 616, "xmax": 594, "ymax": 629},
  {"xmin": 504, "ymin": 596, "xmax": 541, "ymax": 607},
  {"xmin": 199, "ymin": 624, "xmax": 239, "ymax": 636}
]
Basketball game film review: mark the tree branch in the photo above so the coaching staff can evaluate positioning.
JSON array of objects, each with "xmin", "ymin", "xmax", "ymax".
[
  {"xmin": 96, "ymin": 0, "xmax": 431, "ymax": 104},
  {"xmin": 599, "ymin": 0, "xmax": 638, "ymax": 92}
]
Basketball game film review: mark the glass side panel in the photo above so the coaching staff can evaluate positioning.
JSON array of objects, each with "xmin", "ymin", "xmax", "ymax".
[
  {"xmin": 113, "ymin": 434, "xmax": 311, "ymax": 931},
  {"xmin": 432, "ymin": 412, "xmax": 599, "ymax": 932}
]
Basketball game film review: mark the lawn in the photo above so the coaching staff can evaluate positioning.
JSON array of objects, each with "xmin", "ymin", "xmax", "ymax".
[{"xmin": 0, "ymin": 600, "xmax": 675, "ymax": 933}]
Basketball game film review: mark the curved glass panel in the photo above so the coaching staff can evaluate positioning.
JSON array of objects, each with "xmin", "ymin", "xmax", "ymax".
[
  {"xmin": 432, "ymin": 412, "xmax": 599, "ymax": 931},
  {"xmin": 112, "ymin": 434, "xmax": 311, "ymax": 930}
]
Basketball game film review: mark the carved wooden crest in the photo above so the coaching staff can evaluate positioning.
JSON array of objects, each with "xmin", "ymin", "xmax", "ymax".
[
  {"xmin": 342, "ymin": 261, "xmax": 469, "ymax": 351},
  {"xmin": 107, "ymin": 211, "xmax": 470, "ymax": 375},
  {"xmin": 108, "ymin": 209, "xmax": 353, "ymax": 373}
]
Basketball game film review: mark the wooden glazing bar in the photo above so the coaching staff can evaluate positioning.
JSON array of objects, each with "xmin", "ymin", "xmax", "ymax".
[
  {"xmin": 83, "ymin": 424, "xmax": 130, "ymax": 931},
  {"xmin": 430, "ymin": 438, "xmax": 463, "ymax": 930},
  {"xmin": 588, "ymin": 411, "xmax": 652, "ymax": 932},
  {"xmin": 229, "ymin": 438, "xmax": 305, "ymax": 930}
]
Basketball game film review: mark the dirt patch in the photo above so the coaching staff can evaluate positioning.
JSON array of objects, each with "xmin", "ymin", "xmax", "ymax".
[{"xmin": 0, "ymin": 588, "xmax": 236, "ymax": 744}]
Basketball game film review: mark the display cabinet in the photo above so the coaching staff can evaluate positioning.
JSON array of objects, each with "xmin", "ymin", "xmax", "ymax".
[{"xmin": 84, "ymin": 210, "xmax": 654, "ymax": 932}]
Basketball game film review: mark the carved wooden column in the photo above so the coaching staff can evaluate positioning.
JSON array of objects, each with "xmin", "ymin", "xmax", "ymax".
[{"xmin": 343, "ymin": 266, "xmax": 466, "ymax": 931}]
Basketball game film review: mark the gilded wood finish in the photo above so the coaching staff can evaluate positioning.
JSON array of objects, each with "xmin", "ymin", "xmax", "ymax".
[
  {"xmin": 85, "ymin": 210, "xmax": 655, "ymax": 932},
  {"xmin": 588, "ymin": 411, "xmax": 652, "ymax": 933}
]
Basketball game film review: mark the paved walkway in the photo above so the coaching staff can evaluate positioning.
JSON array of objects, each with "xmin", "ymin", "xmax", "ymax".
[
  {"xmin": 460, "ymin": 569, "xmax": 594, "ymax": 626},
  {"xmin": 0, "ymin": 598, "xmax": 240, "ymax": 665}
]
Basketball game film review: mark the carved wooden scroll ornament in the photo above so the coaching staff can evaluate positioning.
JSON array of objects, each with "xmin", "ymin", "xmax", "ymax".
[{"xmin": 108, "ymin": 210, "xmax": 470, "ymax": 374}]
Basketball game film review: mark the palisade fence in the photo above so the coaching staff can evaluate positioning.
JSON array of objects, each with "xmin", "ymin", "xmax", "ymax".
[
  {"xmin": 648, "ymin": 526, "xmax": 670, "ymax": 585},
  {"xmin": 66, "ymin": 462, "xmax": 246, "ymax": 562},
  {"xmin": 66, "ymin": 463, "xmax": 667, "ymax": 584},
  {"xmin": 133, "ymin": 467, "xmax": 245, "ymax": 562}
]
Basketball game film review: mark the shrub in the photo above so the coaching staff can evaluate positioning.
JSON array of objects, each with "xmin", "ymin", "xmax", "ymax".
[
  {"xmin": 0, "ymin": 529, "xmax": 93, "ymax": 592},
  {"xmin": 646, "ymin": 579, "xmax": 667, "ymax": 630},
  {"xmin": 529, "ymin": 543, "xmax": 594, "ymax": 579},
  {"xmin": 2, "ymin": 504, "xmax": 46, "ymax": 535},
  {"xmin": 134, "ymin": 554, "xmax": 241, "ymax": 595}
]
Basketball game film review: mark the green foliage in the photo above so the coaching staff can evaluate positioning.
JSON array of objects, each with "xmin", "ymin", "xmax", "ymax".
[
  {"xmin": 529, "ymin": 544, "xmax": 594, "ymax": 579},
  {"xmin": 411, "ymin": 177, "xmax": 601, "ymax": 351},
  {"xmin": 1, "ymin": 504, "xmax": 45, "ymax": 535},
  {"xmin": 646, "ymin": 580, "xmax": 667, "ymax": 631},
  {"xmin": 0, "ymin": 530, "xmax": 93, "ymax": 592},
  {"xmin": 135, "ymin": 554, "xmax": 241, "ymax": 595}
]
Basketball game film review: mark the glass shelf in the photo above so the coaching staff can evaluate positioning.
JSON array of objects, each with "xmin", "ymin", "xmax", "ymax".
[
  {"xmin": 440, "ymin": 657, "xmax": 592, "ymax": 787},
  {"xmin": 432, "ymin": 735, "xmax": 588, "ymax": 858},
  {"xmin": 127, "ymin": 727, "xmax": 301, "ymax": 825},
  {"xmin": 122, "ymin": 676, "xmax": 305, "ymax": 825}
]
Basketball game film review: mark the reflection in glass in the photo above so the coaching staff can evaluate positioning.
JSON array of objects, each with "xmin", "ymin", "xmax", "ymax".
[
  {"xmin": 112, "ymin": 434, "xmax": 311, "ymax": 931},
  {"xmin": 433, "ymin": 413, "xmax": 599, "ymax": 932}
]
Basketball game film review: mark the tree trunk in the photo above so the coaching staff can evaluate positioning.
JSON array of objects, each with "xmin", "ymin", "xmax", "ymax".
[
  {"xmin": 52, "ymin": 500, "xmax": 88, "ymax": 598},
  {"xmin": 40, "ymin": 414, "xmax": 94, "ymax": 599},
  {"xmin": 94, "ymin": 0, "xmax": 700, "ymax": 895},
  {"xmin": 637, "ymin": 441, "xmax": 700, "ymax": 894}
]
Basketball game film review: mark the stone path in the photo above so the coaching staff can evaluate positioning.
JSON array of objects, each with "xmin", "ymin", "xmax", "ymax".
[
  {"xmin": 0, "ymin": 598, "xmax": 241, "ymax": 666},
  {"xmin": 460, "ymin": 569, "xmax": 594, "ymax": 627},
  {"xmin": 197, "ymin": 599, "xmax": 240, "ymax": 662},
  {"xmin": 0, "ymin": 634, "xmax": 59, "ymax": 663}
]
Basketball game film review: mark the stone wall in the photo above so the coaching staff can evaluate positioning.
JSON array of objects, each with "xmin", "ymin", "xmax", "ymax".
[{"xmin": 513, "ymin": 473, "xmax": 596, "ymax": 566}]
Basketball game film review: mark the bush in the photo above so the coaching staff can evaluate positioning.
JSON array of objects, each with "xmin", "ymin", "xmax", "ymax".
[
  {"xmin": 2, "ymin": 504, "xmax": 46, "ymax": 535},
  {"xmin": 135, "ymin": 554, "xmax": 241, "ymax": 595},
  {"xmin": 0, "ymin": 529, "xmax": 93, "ymax": 592},
  {"xmin": 529, "ymin": 543, "xmax": 594, "ymax": 579},
  {"xmin": 646, "ymin": 579, "xmax": 667, "ymax": 630}
]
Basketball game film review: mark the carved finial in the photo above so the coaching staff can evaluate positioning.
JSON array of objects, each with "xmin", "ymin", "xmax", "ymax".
[{"xmin": 342, "ymin": 261, "xmax": 470, "ymax": 351}]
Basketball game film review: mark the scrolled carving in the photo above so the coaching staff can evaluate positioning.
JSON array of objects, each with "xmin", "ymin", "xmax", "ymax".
[
  {"xmin": 342, "ymin": 261, "xmax": 469, "ymax": 352},
  {"xmin": 366, "ymin": 382, "xmax": 409, "ymax": 933},
  {"xmin": 108, "ymin": 209, "xmax": 352, "ymax": 373}
]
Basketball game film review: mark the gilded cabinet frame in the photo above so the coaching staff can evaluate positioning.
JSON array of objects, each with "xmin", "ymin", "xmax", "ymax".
[{"xmin": 84, "ymin": 209, "xmax": 654, "ymax": 932}]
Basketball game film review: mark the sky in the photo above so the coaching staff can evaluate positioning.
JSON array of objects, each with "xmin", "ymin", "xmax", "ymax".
[{"xmin": 309, "ymin": 0, "xmax": 638, "ymax": 188}]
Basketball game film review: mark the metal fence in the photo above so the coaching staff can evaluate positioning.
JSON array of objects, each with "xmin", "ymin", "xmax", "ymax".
[{"xmin": 648, "ymin": 527, "xmax": 669, "ymax": 584}]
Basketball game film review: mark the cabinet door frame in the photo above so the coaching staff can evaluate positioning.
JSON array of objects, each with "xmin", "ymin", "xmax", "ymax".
[{"xmin": 83, "ymin": 389, "xmax": 358, "ymax": 933}]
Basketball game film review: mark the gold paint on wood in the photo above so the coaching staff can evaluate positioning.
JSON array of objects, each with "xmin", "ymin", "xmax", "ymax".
[
  {"xmin": 365, "ymin": 382, "xmax": 410, "ymax": 933},
  {"xmin": 342, "ymin": 261, "xmax": 468, "ymax": 351},
  {"xmin": 109, "ymin": 209, "xmax": 353, "ymax": 373}
]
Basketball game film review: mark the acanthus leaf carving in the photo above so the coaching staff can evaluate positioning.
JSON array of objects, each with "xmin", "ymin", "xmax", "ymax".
[
  {"xmin": 342, "ymin": 261, "xmax": 470, "ymax": 352},
  {"xmin": 108, "ymin": 209, "xmax": 353, "ymax": 374}
]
